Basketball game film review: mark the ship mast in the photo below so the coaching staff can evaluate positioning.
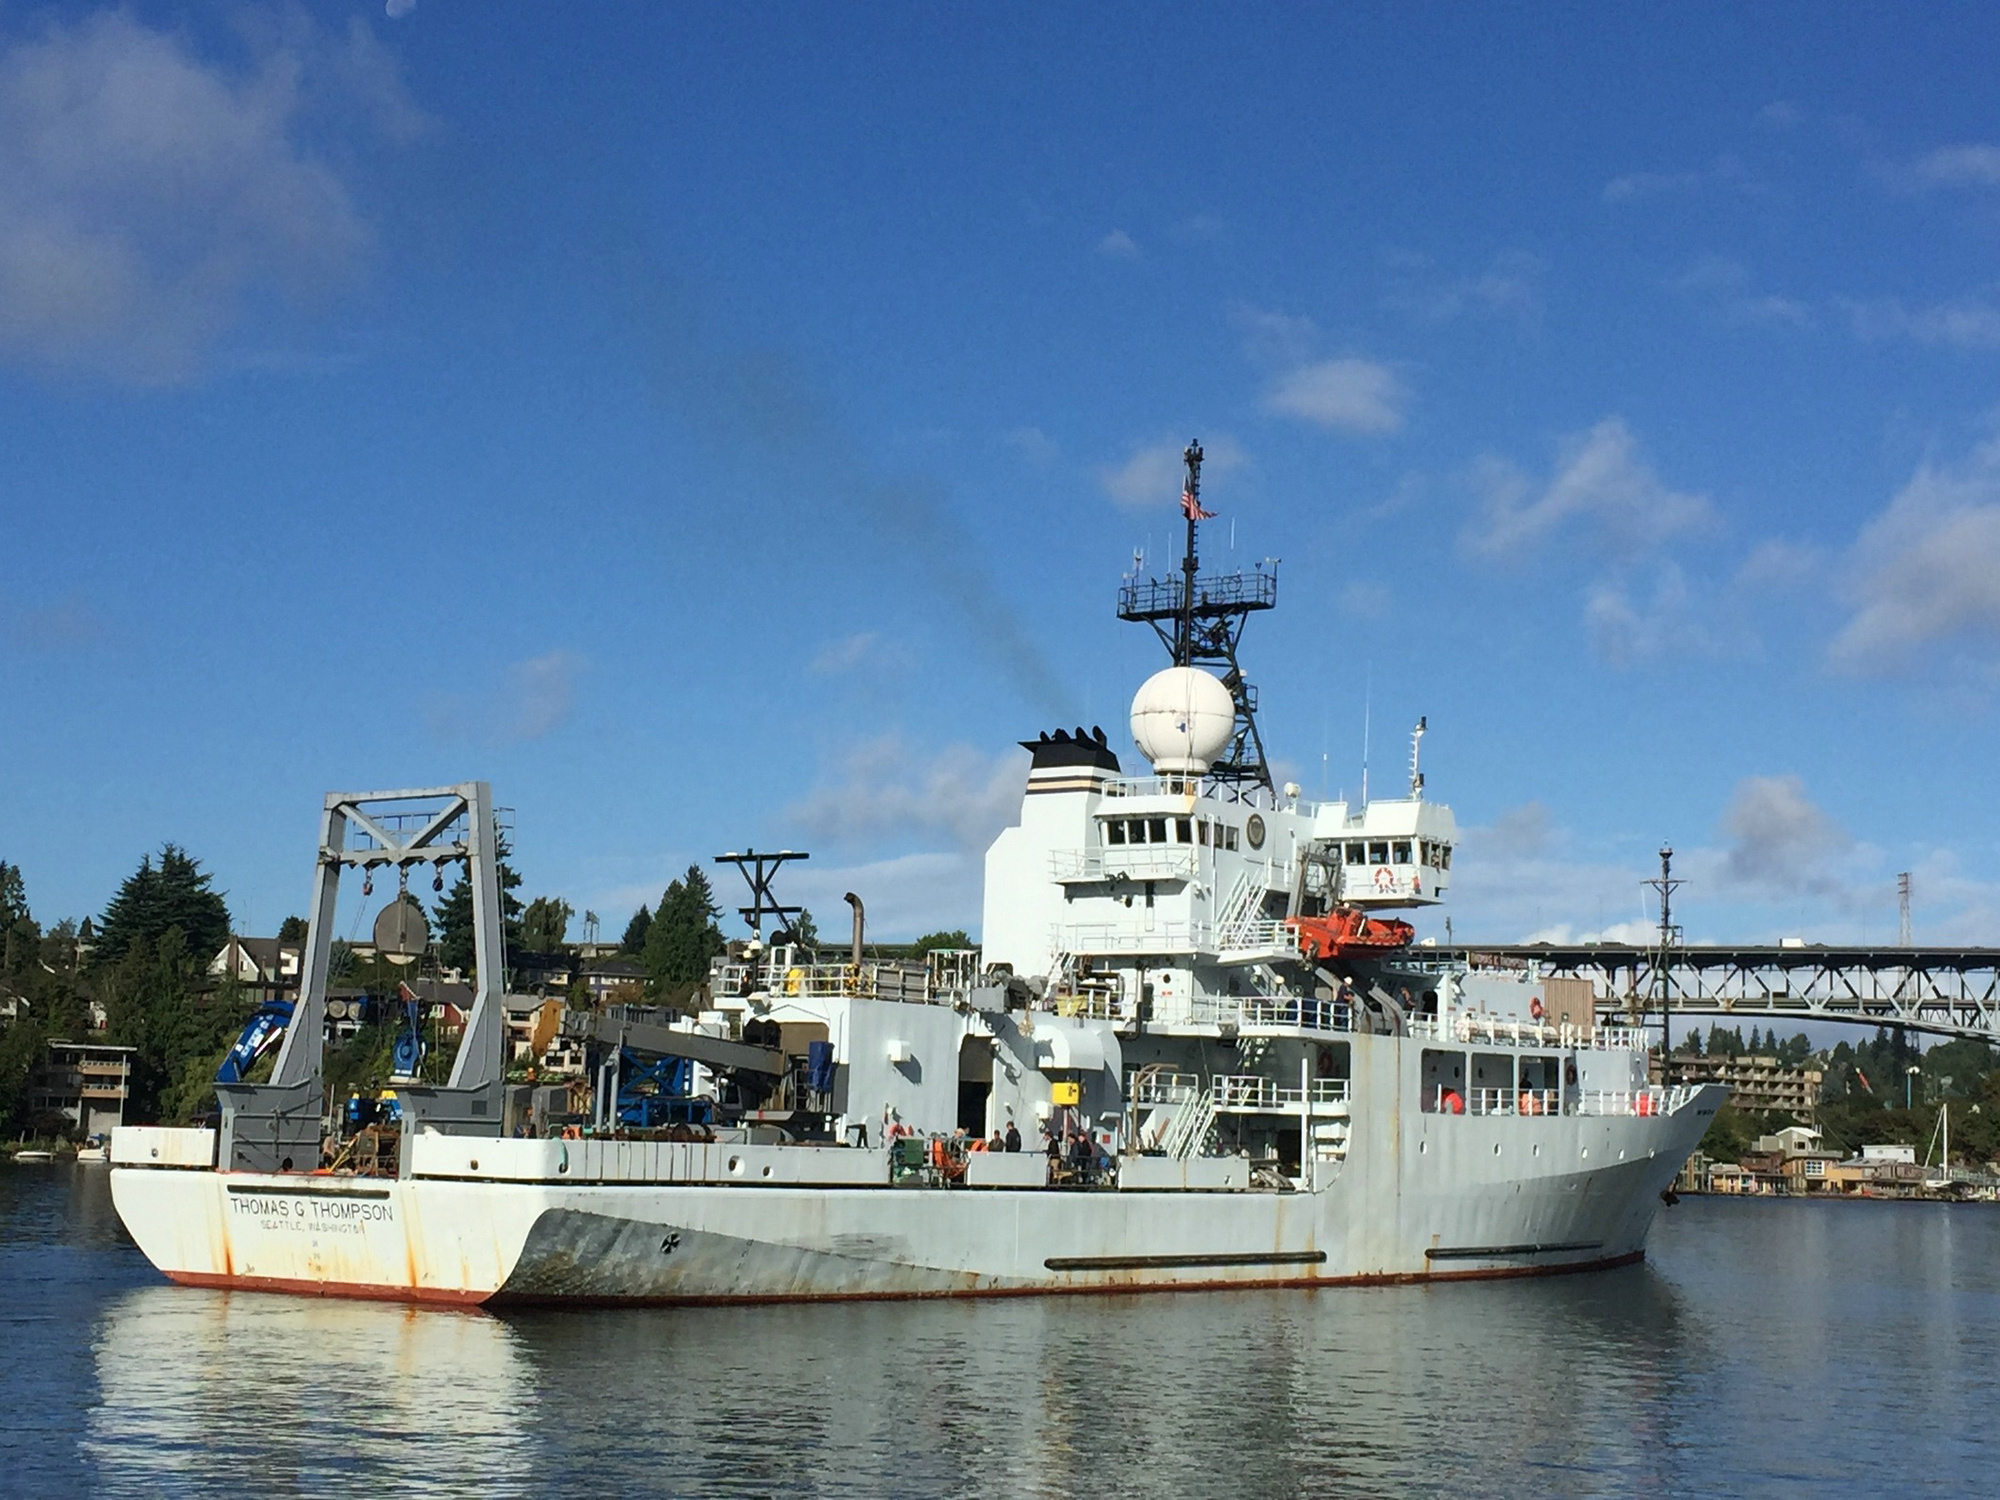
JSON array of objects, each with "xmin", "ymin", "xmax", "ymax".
[{"xmin": 1118, "ymin": 438, "xmax": 1279, "ymax": 798}]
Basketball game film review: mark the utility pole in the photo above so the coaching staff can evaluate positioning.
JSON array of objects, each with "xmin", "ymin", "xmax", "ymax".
[
  {"xmin": 1644, "ymin": 845, "xmax": 1684, "ymax": 1078},
  {"xmin": 1898, "ymin": 872, "xmax": 1912, "ymax": 946}
]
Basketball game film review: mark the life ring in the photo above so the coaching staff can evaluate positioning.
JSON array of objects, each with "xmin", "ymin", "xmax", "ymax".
[
  {"xmin": 1373, "ymin": 867, "xmax": 1394, "ymax": 891},
  {"xmin": 1634, "ymin": 1093, "xmax": 1655, "ymax": 1117},
  {"xmin": 1530, "ymin": 996, "xmax": 1545, "ymax": 1021},
  {"xmin": 1441, "ymin": 1089, "xmax": 1464, "ymax": 1115}
]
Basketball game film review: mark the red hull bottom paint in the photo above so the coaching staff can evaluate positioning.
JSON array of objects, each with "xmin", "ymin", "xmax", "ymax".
[
  {"xmin": 162, "ymin": 1250, "xmax": 1644, "ymax": 1309},
  {"xmin": 165, "ymin": 1271, "xmax": 494, "ymax": 1306}
]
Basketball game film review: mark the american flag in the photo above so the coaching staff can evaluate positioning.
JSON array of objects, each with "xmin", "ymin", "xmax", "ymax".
[{"xmin": 1182, "ymin": 487, "xmax": 1214, "ymax": 522}]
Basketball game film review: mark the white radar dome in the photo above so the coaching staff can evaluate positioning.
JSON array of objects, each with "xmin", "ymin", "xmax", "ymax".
[{"xmin": 1129, "ymin": 667, "xmax": 1235, "ymax": 773}]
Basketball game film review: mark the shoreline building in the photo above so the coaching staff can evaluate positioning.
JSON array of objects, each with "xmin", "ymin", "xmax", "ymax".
[{"xmin": 1670, "ymin": 1053, "xmax": 1822, "ymax": 1117}]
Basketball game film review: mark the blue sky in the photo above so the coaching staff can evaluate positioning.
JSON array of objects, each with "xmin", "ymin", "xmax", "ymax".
[{"xmin": 6, "ymin": 3, "xmax": 2000, "ymax": 948}]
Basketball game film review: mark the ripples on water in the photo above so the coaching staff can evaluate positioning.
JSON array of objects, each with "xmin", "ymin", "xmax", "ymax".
[{"xmin": 3, "ymin": 1166, "xmax": 1996, "ymax": 1497}]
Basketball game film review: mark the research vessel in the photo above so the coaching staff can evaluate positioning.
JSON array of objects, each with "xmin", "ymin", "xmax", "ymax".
[{"xmin": 110, "ymin": 441, "xmax": 1723, "ymax": 1303}]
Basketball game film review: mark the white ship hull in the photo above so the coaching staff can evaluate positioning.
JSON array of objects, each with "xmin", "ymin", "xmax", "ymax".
[{"xmin": 110, "ymin": 1083, "xmax": 1722, "ymax": 1305}]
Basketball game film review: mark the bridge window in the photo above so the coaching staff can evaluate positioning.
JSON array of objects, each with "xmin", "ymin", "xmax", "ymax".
[
  {"xmin": 1392, "ymin": 842, "xmax": 1412, "ymax": 864},
  {"xmin": 1224, "ymin": 825, "xmax": 1239, "ymax": 851},
  {"xmin": 1177, "ymin": 818, "xmax": 1192, "ymax": 843},
  {"xmin": 1106, "ymin": 820, "xmax": 1127, "ymax": 845},
  {"xmin": 1368, "ymin": 841, "xmax": 1389, "ymax": 864},
  {"xmin": 1196, "ymin": 821, "xmax": 1209, "ymax": 846},
  {"xmin": 1346, "ymin": 841, "xmax": 1365, "ymax": 862},
  {"xmin": 1149, "ymin": 817, "xmax": 1168, "ymax": 844},
  {"xmin": 1439, "ymin": 845, "xmax": 1452, "ymax": 870}
]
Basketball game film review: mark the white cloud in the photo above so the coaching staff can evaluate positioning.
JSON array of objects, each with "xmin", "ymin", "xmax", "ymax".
[
  {"xmin": 428, "ymin": 649, "xmax": 584, "ymax": 743},
  {"xmin": 1830, "ymin": 435, "xmax": 2000, "ymax": 672},
  {"xmin": 1735, "ymin": 538, "xmax": 1821, "ymax": 589},
  {"xmin": 1097, "ymin": 433, "xmax": 1246, "ymax": 511},
  {"xmin": 1912, "ymin": 143, "xmax": 2000, "ymax": 188},
  {"xmin": 1228, "ymin": 301, "xmax": 1319, "ymax": 368},
  {"xmin": 1002, "ymin": 425, "xmax": 1060, "ymax": 466},
  {"xmin": 1672, "ymin": 256, "xmax": 1813, "ymax": 329},
  {"xmin": 1262, "ymin": 358, "xmax": 1407, "ymax": 434},
  {"xmin": 386, "ymin": 0, "xmax": 418, "ymax": 18},
  {"xmin": 1463, "ymin": 417, "xmax": 1714, "ymax": 561},
  {"xmin": 787, "ymin": 736, "xmax": 1025, "ymax": 855},
  {"xmin": 1337, "ymin": 581, "xmax": 1391, "ymax": 618},
  {"xmin": 1840, "ymin": 293, "xmax": 2000, "ymax": 351},
  {"xmin": 1486, "ymin": 800, "xmax": 1553, "ymax": 858},
  {"xmin": 507, "ymin": 650, "xmax": 584, "ymax": 738},
  {"xmin": 786, "ymin": 852, "xmax": 984, "ymax": 943},
  {"xmin": 0, "ymin": 10, "xmax": 421, "ymax": 384},
  {"xmin": 1601, "ymin": 153, "xmax": 1754, "ymax": 205},
  {"xmin": 1095, "ymin": 229, "xmax": 1139, "ymax": 259},
  {"xmin": 1719, "ymin": 775, "xmax": 1852, "ymax": 895},
  {"xmin": 1386, "ymin": 250, "xmax": 1545, "ymax": 326},
  {"xmin": 1584, "ymin": 564, "xmax": 1723, "ymax": 668},
  {"xmin": 809, "ymin": 631, "xmax": 877, "ymax": 675}
]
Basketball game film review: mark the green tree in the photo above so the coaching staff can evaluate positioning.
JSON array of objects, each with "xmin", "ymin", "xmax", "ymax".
[
  {"xmin": 277, "ymin": 915, "xmax": 308, "ymax": 942},
  {"xmin": 95, "ymin": 845, "xmax": 231, "ymax": 969},
  {"xmin": 433, "ymin": 836, "xmax": 524, "ymax": 976},
  {"xmin": 101, "ymin": 928, "xmax": 252, "ymax": 1124},
  {"xmin": 620, "ymin": 904, "xmax": 652, "ymax": 953},
  {"xmin": 519, "ymin": 896, "xmax": 573, "ymax": 953},
  {"xmin": 0, "ymin": 859, "xmax": 26, "ymax": 930},
  {"xmin": 642, "ymin": 865, "xmax": 724, "ymax": 997},
  {"xmin": 789, "ymin": 908, "xmax": 819, "ymax": 948},
  {"xmin": 912, "ymin": 929, "xmax": 972, "ymax": 953}
]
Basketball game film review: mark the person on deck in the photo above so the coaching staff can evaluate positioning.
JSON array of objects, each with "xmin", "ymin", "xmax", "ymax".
[{"xmin": 1004, "ymin": 1122, "xmax": 1022, "ymax": 1153}]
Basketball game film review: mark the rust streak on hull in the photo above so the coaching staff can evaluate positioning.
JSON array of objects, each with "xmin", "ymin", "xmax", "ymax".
[{"xmin": 165, "ymin": 1270, "xmax": 493, "ymax": 1306}]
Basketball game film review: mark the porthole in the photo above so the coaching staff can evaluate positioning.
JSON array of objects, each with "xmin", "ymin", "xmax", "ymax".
[
  {"xmin": 728, "ymin": 1155, "xmax": 744, "ymax": 1175},
  {"xmin": 1581, "ymin": 1147, "xmax": 1590, "ymax": 1160},
  {"xmin": 469, "ymin": 1159, "xmax": 479, "ymax": 1171},
  {"xmin": 1418, "ymin": 1140, "xmax": 1427, "ymax": 1154},
  {"xmin": 761, "ymin": 1165, "xmax": 773, "ymax": 1179},
  {"xmin": 1532, "ymin": 1144, "xmax": 1541, "ymax": 1158},
  {"xmin": 1492, "ymin": 1143, "xmax": 1502, "ymax": 1156}
]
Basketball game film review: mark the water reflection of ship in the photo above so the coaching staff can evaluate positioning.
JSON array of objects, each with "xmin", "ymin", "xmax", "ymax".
[{"xmin": 87, "ymin": 1287, "xmax": 533, "ymax": 1493}]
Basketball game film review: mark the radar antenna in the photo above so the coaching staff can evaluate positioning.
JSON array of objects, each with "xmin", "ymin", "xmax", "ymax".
[{"xmin": 1117, "ymin": 438, "xmax": 1279, "ymax": 797}]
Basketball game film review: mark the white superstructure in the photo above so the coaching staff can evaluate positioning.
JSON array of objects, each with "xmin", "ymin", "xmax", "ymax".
[{"xmin": 111, "ymin": 444, "xmax": 1723, "ymax": 1304}]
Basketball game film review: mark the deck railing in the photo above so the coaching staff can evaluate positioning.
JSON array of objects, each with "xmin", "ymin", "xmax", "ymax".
[
  {"xmin": 1209, "ymin": 1074, "xmax": 1353, "ymax": 1111},
  {"xmin": 1239, "ymin": 996, "xmax": 1351, "ymax": 1032}
]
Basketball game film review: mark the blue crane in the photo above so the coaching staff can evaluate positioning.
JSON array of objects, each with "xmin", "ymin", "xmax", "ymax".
[{"xmin": 215, "ymin": 1000, "xmax": 295, "ymax": 1085}]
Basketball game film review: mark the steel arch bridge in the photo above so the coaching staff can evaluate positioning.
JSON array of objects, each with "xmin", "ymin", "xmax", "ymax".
[{"xmin": 1451, "ymin": 944, "xmax": 2000, "ymax": 1046}]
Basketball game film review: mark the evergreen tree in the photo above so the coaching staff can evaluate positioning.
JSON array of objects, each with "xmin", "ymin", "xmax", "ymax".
[
  {"xmin": 95, "ymin": 845, "xmax": 230, "ymax": 968},
  {"xmin": 276, "ymin": 915, "xmax": 308, "ymax": 942},
  {"xmin": 642, "ymin": 865, "xmax": 724, "ymax": 994},
  {"xmin": 0, "ymin": 860, "xmax": 26, "ymax": 930},
  {"xmin": 432, "ymin": 837, "xmax": 524, "ymax": 975},
  {"xmin": 101, "ymin": 927, "xmax": 250, "ymax": 1125},
  {"xmin": 519, "ymin": 897, "xmax": 573, "ymax": 953},
  {"xmin": 913, "ymin": 929, "xmax": 972, "ymax": 953},
  {"xmin": 620, "ymin": 904, "xmax": 652, "ymax": 953}
]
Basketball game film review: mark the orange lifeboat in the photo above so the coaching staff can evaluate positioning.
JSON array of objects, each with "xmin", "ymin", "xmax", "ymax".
[{"xmin": 1286, "ymin": 905, "xmax": 1416, "ymax": 962}]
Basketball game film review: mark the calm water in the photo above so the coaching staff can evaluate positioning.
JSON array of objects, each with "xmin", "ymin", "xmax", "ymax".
[{"xmin": 3, "ymin": 1168, "xmax": 1994, "ymax": 1498}]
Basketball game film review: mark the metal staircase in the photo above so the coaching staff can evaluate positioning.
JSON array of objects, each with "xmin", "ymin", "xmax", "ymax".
[{"xmin": 1160, "ymin": 1087, "xmax": 1218, "ymax": 1160}]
